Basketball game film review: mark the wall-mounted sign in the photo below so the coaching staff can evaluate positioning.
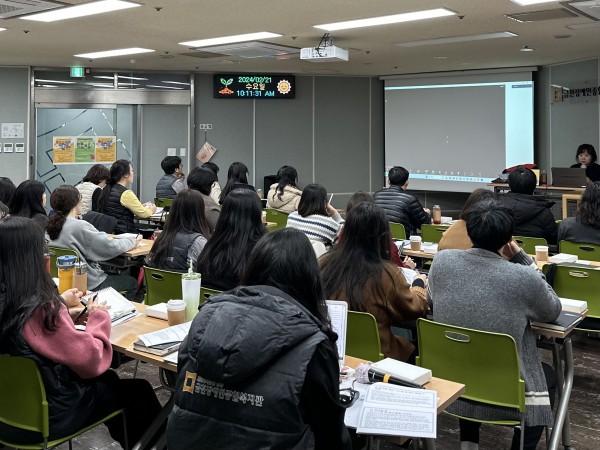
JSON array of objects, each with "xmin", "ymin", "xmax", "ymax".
[
  {"xmin": 214, "ymin": 74, "xmax": 295, "ymax": 99},
  {"xmin": 53, "ymin": 136, "xmax": 116, "ymax": 164}
]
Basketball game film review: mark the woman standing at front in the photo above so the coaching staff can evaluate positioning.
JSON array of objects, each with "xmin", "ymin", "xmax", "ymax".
[{"xmin": 98, "ymin": 160, "xmax": 156, "ymax": 234}]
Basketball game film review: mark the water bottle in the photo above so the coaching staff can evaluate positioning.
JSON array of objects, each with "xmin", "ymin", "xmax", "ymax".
[{"xmin": 432, "ymin": 205, "xmax": 442, "ymax": 224}]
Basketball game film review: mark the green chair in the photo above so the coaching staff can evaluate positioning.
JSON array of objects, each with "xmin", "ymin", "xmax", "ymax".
[
  {"xmin": 201, "ymin": 286, "xmax": 222, "ymax": 304},
  {"xmin": 143, "ymin": 266, "xmax": 183, "ymax": 306},
  {"xmin": 559, "ymin": 240, "xmax": 600, "ymax": 262},
  {"xmin": 421, "ymin": 224, "xmax": 448, "ymax": 244},
  {"xmin": 47, "ymin": 246, "xmax": 79, "ymax": 278},
  {"xmin": 265, "ymin": 208, "xmax": 288, "ymax": 231},
  {"xmin": 346, "ymin": 311, "xmax": 384, "ymax": 362},
  {"xmin": 154, "ymin": 197, "xmax": 173, "ymax": 208},
  {"xmin": 389, "ymin": 222, "xmax": 406, "ymax": 241},
  {"xmin": 416, "ymin": 318, "xmax": 526, "ymax": 448},
  {"xmin": 543, "ymin": 264, "xmax": 600, "ymax": 332},
  {"xmin": 514, "ymin": 236, "xmax": 547, "ymax": 255},
  {"xmin": 0, "ymin": 355, "xmax": 127, "ymax": 450}
]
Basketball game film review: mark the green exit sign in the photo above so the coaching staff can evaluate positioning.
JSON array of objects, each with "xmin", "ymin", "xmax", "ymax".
[{"xmin": 70, "ymin": 67, "xmax": 84, "ymax": 78}]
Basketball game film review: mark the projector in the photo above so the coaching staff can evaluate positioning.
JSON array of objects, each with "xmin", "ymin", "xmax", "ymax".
[{"xmin": 300, "ymin": 45, "xmax": 349, "ymax": 62}]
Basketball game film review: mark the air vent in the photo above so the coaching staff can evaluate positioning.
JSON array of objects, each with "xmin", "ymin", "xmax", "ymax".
[
  {"xmin": 505, "ymin": 8, "xmax": 578, "ymax": 22},
  {"xmin": 181, "ymin": 51, "xmax": 228, "ymax": 59},
  {"xmin": 0, "ymin": 0, "xmax": 62, "ymax": 19},
  {"xmin": 561, "ymin": 1, "xmax": 600, "ymax": 21},
  {"xmin": 194, "ymin": 41, "xmax": 299, "ymax": 59}
]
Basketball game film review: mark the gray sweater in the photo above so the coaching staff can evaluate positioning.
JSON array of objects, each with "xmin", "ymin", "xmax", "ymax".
[
  {"xmin": 428, "ymin": 247, "xmax": 561, "ymax": 427},
  {"xmin": 48, "ymin": 217, "xmax": 136, "ymax": 290}
]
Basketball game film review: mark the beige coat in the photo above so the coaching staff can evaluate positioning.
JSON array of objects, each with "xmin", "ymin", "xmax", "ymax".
[
  {"xmin": 437, "ymin": 219, "xmax": 472, "ymax": 251},
  {"xmin": 266, "ymin": 183, "xmax": 302, "ymax": 213}
]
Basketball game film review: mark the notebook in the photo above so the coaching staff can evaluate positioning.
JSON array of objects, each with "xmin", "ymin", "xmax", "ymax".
[
  {"xmin": 82, "ymin": 287, "xmax": 137, "ymax": 325},
  {"xmin": 551, "ymin": 167, "xmax": 587, "ymax": 188},
  {"xmin": 326, "ymin": 300, "xmax": 348, "ymax": 366}
]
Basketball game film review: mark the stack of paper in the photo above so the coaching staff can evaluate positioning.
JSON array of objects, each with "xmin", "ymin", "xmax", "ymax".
[{"xmin": 133, "ymin": 322, "xmax": 191, "ymax": 356}]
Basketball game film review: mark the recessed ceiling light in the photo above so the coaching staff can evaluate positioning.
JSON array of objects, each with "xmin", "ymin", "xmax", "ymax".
[
  {"xmin": 394, "ymin": 31, "xmax": 517, "ymax": 47},
  {"xmin": 434, "ymin": 56, "xmax": 448, "ymax": 59},
  {"xmin": 118, "ymin": 75, "xmax": 148, "ymax": 80},
  {"xmin": 35, "ymin": 79, "xmax": 76, "ymax": 84},
  {"xmin": 510, "ymin": 0, "xmax": 556, "ymax": 5},
  {"xmin": 520, "ymin": 45, "xmax": 535, "ymax": 52},
  {"xmin": 314, "ymin": 8, "xmax": 456, "ymax": 31},
  {"xmin": 162, "ymin": 81, "xmax": 191, "ymax": 85},
  {"xmin": 179, "ymin": 32, "xmax": 282, "ymax": 48},
  {"xmin": 90, "ymin": 83, "xmax": 114, "ymax": 88},
  {"xmin": 21, "ymin": 0, "xmax": 140, "ymax": 23},
  {"xmin": 0, "ymin": 28, "xmax": 6, "ymax": 31},
  {"xmin": 75, "ymin": 47, "xmax": 154, "ymax": 59},
  {"xmin": 145, "ymin": 85, "xmax": 183, "ymax": 90}
]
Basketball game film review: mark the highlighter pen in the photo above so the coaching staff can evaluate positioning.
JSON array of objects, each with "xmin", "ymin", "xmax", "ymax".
[{"xmin": 367, "ymin": 368, "xmax": 424, "ymax": 389}]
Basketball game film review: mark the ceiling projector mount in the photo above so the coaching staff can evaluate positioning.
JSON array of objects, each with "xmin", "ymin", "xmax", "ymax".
[{"xmin": 301, "ymin": 33, "xmax": 349, "ymax": 62}]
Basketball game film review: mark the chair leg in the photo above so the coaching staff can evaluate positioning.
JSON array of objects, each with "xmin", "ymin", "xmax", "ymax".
[
  {"xmin": 132, "ymin": 359, "xmax": 139, "ymax": 378},
  {"xmin": 520, "ymin": 420, "xmax": 525, "ymax": 450},
  {"xmin": 69, "ymin": 439, "xmax": 73, "ymax": 450},
  {"xmin": 122, "ymin": 411, "xmax": 129, "ymax": 450}
]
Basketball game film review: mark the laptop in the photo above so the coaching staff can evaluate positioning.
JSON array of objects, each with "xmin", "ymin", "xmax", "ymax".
[
  {"xmin": 551, "ymin": 167, "xmax": 587, "ymax": 188},
  {"xmin": 326, "ymin": 300, "xmax": 348, "ymax": 366}
]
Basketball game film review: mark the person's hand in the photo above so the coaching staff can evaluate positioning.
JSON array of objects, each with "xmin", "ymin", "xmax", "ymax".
[
  {"xmin": 179, "ymin": 173, "xmax": 186, "ymax": 181},
  {"xmin": 403, "ymin": 256, "xmax": 416, "ymax": 270},
  {"xmin": 500, "ymin": 240, "xmax": 521, "ymax": 260},
  {"xmin": 423, "ymin": 207, "xmax": 431, "ymax": 214},
  {"xmin": 414, "ymin": 273, "xmax": 428, "ymax": 285},
  {"xmin": 61, "ymin": 288, "xmax": 85, "ymax": 308},
  {"xmin": 148, "ymin": 203, "xmax": 157, "ymax": 214},
  {"xmin": 88, "ymin": 295, "xmax": 111, "ymax": 314},
  {"xmin": 325, "ymin": 203, "xmax": 337, "ymax": 216}
]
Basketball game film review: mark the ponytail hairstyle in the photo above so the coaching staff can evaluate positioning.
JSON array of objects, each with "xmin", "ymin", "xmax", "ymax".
[
  {"xmin": 98, "ymin": 159, "xmax": 132, "ymax": 212},
  {"xmin": 273, "ymin": 165, "xmax": 298, "ymax": 201},
  {"xmin": 219, "ymin": 162, "xmax": 249, "ymax": 204},
  {"xmin": 47, "ymin": 185, "xmax": 81, "ymax": 240}
]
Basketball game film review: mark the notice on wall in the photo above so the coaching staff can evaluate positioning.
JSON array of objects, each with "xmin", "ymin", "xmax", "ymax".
[
  {"xmin": 196, "ymin": 141, "xmax": 217, "ymax": 162},
  {"xmin": 53, "ymin": 137, "xmax": 75, "ymax": 163},
  {"xmin": 53, "ymin": 136, "xmax": 116, "ymax": 164},
  {"xmin": 1, "ymin": 123, "xmax": 24, "ymax": 138},
  {"xmin": 75, "ymin": 137, "xmax": 96, "ymax": 163},
  {"xmin": 95, "ymin": 137, "xmax": 117, "ymax": 163}
]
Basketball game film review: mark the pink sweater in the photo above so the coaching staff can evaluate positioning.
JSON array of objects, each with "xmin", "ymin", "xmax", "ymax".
[{"xmin": 22, "ymin": 304, "xmax": 113, "ymax": 379}]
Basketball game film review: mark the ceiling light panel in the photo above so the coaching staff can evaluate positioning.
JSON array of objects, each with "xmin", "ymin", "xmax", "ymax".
[
  {"xmin": 75, "ymin": 47, "xmax": 154, "ymax": 59},
  {"xmin": 179, "ymin": 32, "xmax": 282, "ymax": 48},
  {"xmin": 395, "ymin": 31, "xmax": 518, "ymax": 47},
  {"xmin": 314, "ymin": 8, "xmax": 456, "ymax": 31},
  {"xmin": 22, "ymin": 0, "xmax": 140, "ymax": 22},
  {"xmin": 511, "ymin": 0, "xmax": 557, "ymax": 5}
]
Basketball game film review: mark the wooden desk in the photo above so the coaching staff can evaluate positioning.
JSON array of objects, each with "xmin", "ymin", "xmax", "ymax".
[
  {"xmin": 488, "ymin": 183, "xmax": 585, "ymax": 194},
  {"xmin": 122, "ymin": 239, "xmax": 153, "ymax": 257}
]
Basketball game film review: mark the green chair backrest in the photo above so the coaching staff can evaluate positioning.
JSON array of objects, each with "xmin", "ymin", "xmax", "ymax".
[
  {"xmin": 514, "ymin": 236, "xmax": 547, "ymax": 255},
  {"xmin": 265, "ymin": 208, "xmax": 288, "ymax": 231},
  {"xmin": 143, "ymin": 266, "xmax": 183, "ymax": 306},
  {"xmin": 543, "ymin": 264, "xmax": 600, "ymax": 321},
  {"xmin": 154, "ymin": 197, "xmax": 174, "ymax": 208},
  {"xmin": 421, "ymin": 224, "xmax": 448, "ymax": 244},
  {"xmin": 47, "ymin": 246, "xmax": 79, "ymax": 278},
  {"xmin": 559, "ymin": 240, "xmax": 600, "ymax": 262},
  {"xmin": 346, "ymin": 311, "xmax": 384, "ymax": 362},
  {"xmin": 201, "ymin": 286, "xmax": 222, "ymax": 304},
  {"xmin": 416, "ymin": 318, "xmax": 525, "ymax": 413},
  {"xmin": 389, "ymin": 222, "xmax": 406, "ymax": 241}
]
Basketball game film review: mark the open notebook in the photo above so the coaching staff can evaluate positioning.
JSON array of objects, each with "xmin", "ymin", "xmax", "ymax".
[{"xmin": 82, "ymin": 287, "xmax": 137, "ymax": 326}]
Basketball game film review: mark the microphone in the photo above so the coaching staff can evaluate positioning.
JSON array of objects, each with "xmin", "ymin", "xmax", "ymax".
[{"xmin": 367, "ymin": 368, "xmax": 424, "ymax": 389}]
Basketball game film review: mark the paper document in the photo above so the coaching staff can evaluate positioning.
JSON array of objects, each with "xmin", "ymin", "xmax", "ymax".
[
  {"xmin": 356, "ymin": 383, "xmax": 437, "ymax": 438},
  {"xmin": 113, "ymin": 233, "xmax": 138, "ymax": 240},
  {"xmin": 326, "ymin": 300, "xmax": 347, "ymax": 365},
  {"xmin": 83, "ymin": 287, "xmax": 137, "ymax": 324},
  {"xmin": 164, "ymin": 351, "xmax": 179, "ymax": 365},
  {"xmin": 138, "ymin": 322, "xmax": 191, "ymax": 347}
]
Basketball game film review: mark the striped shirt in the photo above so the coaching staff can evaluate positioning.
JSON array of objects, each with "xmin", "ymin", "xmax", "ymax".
[{"xmin": 286, "ymin": 212, "xmax": 342, "ymax": 246}]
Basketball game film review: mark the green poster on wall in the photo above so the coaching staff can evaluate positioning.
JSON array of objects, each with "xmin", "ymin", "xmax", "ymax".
[{"xmin": 75, "ymin": 137, "xmax": 96, "ymax": 163}]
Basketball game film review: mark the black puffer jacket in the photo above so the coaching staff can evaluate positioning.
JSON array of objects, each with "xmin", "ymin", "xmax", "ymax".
[
  {"xmin": 499, "ymin": 192, "xmax": 558, "ymax": 244},
  {"xmin": 167, "ymin": 285, "xmax": 351, "ymax": 450},
  {"xmin": 373, "ymin": 185, "xmax": 430, "ymax": 236},
  {"xmin": 101, "ymin": 184, "xmax": 136, "ymax": 234}
]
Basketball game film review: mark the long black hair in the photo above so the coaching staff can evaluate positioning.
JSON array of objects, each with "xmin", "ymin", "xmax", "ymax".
[
  {"xmin": 9, "ymin": 180, "xmax": 46, "ymax": 218},
  {"xmin": 197, "ymin": 189, "xmax": 265, "ymax": 284},
  {"xmin": 320, "ymin": 202, "xmax": 392, "ymax": 311},
  {"xmin": 219, "ymin": 162, "xmax": 249, "ymax": 204},
  {"xmin": 272, "ymin": 165, "xmax": 299, "ymax": 201},
  {"xmin": 242, "ymin": 228, "xmax": 335, "ymax": 341},
  {"xmin": 578, "ymin": 181, "xmax": 600, "ymax": 229},
  {"xmin": 47, "ymin": 185, "xmax": 80, "ymax": 240},
  {"xmin": 0, "ymin": 177, "xmax": 16, "ymax": 205},
  {"xmin": 0, "ymin": 216, "xmax": 64, "ymax": 346},
  {"xmin": 298, "ymin": 183, "xmax": 328, "ymax": 217},
  {"xmin": 98, "ymin": 159, "xmax": 132, "ymax": 212},
  {"xmin": 149, "ymin": 189, "xmax": 212, "ymax": 268}
]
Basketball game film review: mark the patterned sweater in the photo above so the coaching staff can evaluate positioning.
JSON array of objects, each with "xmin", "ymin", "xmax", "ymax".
[{"xmin": 286, "ymin": 211, "xmax": 343, "ymax": 246}]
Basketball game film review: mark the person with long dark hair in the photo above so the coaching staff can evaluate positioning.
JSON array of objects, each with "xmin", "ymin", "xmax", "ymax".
[
  {"xmin": 168, "ymin": 228, "xmax": 352, "ymax": 450},
  {"xmin": 558, "ymin": 181, "xmax": 600, "ymax": 245},
  {"xmin": 98, "ymin": 159, "xmax": 156, "ymax": 234},
  {"xmin": 9, "ymin": 179, "xmax": 47, "ymax": 231},
  {"xmin": 286, "ymin": 183, "xmax": 343, "ymax": 248},
  {"xmin": 147, "ymin": 189, "xmax": 211, "ymax": 271},
  {"xmin": 196, "ymin": 189, "xmax": 265, "ymax": 290},
  {"xmin": 187, "ymin": 167, "xmax": 220, "ymax": 232},
  {"xmin": 218, "ymin": 161, "xmax": 255, "ymax": 204},
  {"xmin": 320, "ymin": 202, "xmax": 428, "ymax": 362},
  {"xmin": 76, "ymin": 164, "xmax": 110, "ymax": 215},
  {"xmin": 266, "ymin": 165, "xmax": 302, "ymax": 213},
  {"xmin": 201, "ymin": 161, "xmax": 222, "ymax": 204},
  {"xmin": 0, "ymin": 216, "xmax": 161, "ymax": 448},
  {"xmin": 0, "ymin": 176, "xmax": 16, "ymax": 206},
  {"xmin": 47, "ymin": 185, "xmax": 139, "ymax": 299}
]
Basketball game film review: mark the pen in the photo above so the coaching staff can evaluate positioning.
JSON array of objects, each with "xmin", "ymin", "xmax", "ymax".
[{"xmin": 75, "ymin": 293, "xmax": 96, "ymax": 324}]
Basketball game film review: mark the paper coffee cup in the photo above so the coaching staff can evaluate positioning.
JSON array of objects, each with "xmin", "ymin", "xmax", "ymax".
[
  {"xmin": 535, "ymin": 245, "xmax": 549, "ymax": 262},
  {"xmin": 167, "ymin": 299, "xmax": 186, "ymax": 326},
  {"xmin": 410, "ymin": 235, "xmax": 422, "ymax": 251}
]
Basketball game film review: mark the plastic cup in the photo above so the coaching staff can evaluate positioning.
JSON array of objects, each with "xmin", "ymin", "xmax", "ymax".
[
  {"xmin": 535, "ymin": 245, "xmax": 549, "ymax": 262},
  {"xmin": 182, "ymin": 272, "xmax": 202, "ymax": 321},
  {"xmin": 410, "ymin": 236, "xmax": 422, "ymax": 252},
  {"xmin": 167, "ymin": 299, "xmax": 186, "ymax": 326}
]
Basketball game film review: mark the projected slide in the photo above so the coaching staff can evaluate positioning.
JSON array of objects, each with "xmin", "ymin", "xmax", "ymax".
[{"xmin": 384, "ymin": 72, "xmax": 534, "ymax": 192}]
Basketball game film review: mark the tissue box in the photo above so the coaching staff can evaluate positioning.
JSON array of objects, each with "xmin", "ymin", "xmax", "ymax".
[
  {"xmin": 145, "ymin": 303, "xmax": 168, "ymax": 320},
  {"xmin": 548, "ymin": 253, "xmax": 578, "ymax": 264}
]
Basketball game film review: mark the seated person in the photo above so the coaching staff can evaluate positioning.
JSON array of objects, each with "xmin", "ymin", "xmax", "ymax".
[
  {"xmin": 196, "ymin": 190, "xmax": 265, "ymax": 291},
  {"xmin": 286, "ymin": 184, "xmax": 343, "ymax": 248},
  {"xmin": 571, "ymin": 143, "xmax": 600, "ymax": 182},
  {"xmin": 47, "ymin": 185, "xmax": 139, "ymax": 300},
  {"xmin": 319, "ymin": 202, "xmax": 428, "ymax": 363},
  {"xmin": 438, "ymin": 189, "xmax": 496, "ymax": 250},
  {"xmin": 266, "ymin": 165, "xmax": 302, "ymax": 213},
  {"xmin": 168, "ymin": 228, "xmax": 351, "ymax": 449},
  {"xmin": 428, "ymin": 200, "xmax": 561, "ymax": 450},
  {"xmin": 146, "ymin": 189, "xmax": 211, "ymax": 272},
  {"xmin": 76, "ymin": 164, "xmax": 110, "ymax": 215},
  {"xmin": 187, "ymin": 167, "xmax": 220, "ymax": 232},
  {"xmin": 558, "ymin": 181, "xmax": 600, "ymax": 245},
  {"xmin": 156, "ymin": 156, "xmax": 185, "ymax": 200},
  {"xmin": 218, "ymin": 162, "xmax": 255, "ymax": 204},
  {"xmin": 0, "ymin": 216, "xmax": 161, "ymax": 448},
  {"xmin": 98, "ymin": 160, "xmax": 156, "ymax": 234},
  {"xmin": 373, "ymin": 166, "xmax": 430, "ymax": 236},
  {"xmin": 201, "ymin": 161, "xmax": 222, "ymax": 205},
  {"xmin": 10, "ymin": 179, "xmax": 48, "ymax": 231},
  {"xmin": 0, "ymin": 176, "xmax": 16, "ymax": 206},
  {"xmin": 498, "ymin": 167, "xmax": 557, "ymax": 244}
]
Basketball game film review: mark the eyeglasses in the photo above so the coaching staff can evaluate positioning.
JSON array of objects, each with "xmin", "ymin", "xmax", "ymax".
[{"xmin": 339, "ymin": 387, "xmax": 360, "ymax": 408}]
